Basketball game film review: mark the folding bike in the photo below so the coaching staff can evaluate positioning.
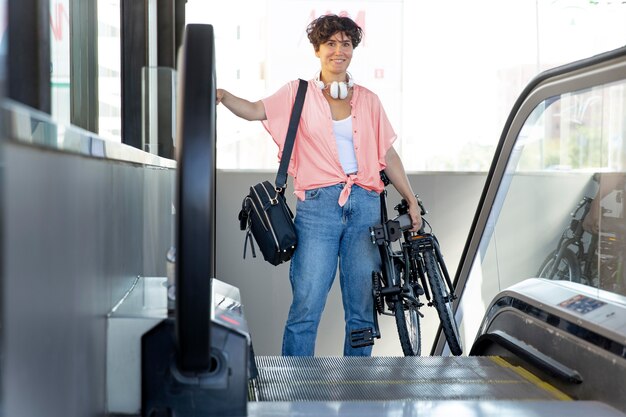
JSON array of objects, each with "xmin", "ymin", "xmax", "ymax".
[{"xmin": 351, "ymin": 174, "xmax": 463, "ymax": 356}]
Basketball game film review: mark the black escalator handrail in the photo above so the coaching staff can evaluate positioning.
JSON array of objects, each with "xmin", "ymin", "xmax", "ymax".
[
  {"xmin": 175, "ymin": 24, "xmax": 216, "ymax": 373},
  {"xmin": 470, "ymin": 330, "xmax": 583, "ymax": 384},
  {"xmin": 432, "ymin": 45, "xmax": 626, "ymax": 355}
]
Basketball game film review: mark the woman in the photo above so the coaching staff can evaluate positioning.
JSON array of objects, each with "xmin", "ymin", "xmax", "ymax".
[{"xmin": 217, "ymin": 14, "xmax": 421, "ymax": 356}]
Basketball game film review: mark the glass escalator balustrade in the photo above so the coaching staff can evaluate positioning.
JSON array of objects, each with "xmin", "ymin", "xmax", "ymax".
[{"xmin": 459, "ymin": 76, "xmax": 626, "ymax": 348}]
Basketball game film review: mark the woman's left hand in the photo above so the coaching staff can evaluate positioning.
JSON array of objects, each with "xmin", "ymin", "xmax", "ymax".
[{"xmin": 408, "ymin": 200, "xmax": 422, "ymax": 232}]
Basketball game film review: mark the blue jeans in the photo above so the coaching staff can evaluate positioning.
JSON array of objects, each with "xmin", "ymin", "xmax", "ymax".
[{"xmin": 282, "ymin": 184, "xmax": 381, "ymax": 356}]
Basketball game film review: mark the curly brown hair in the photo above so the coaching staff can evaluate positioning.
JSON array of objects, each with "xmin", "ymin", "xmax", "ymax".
[{"xmin": 306, "ymin": 14, "xmax": 363, "ymax": 51}]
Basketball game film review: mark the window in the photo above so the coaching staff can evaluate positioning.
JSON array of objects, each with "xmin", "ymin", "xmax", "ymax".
[
  {"xmin": 50, "ymin": 0, "xmax": 70, "ymax": 126},
  {"xmin": 97, "ymin": 0, "xmax": 122, "ymax": 141},
  {"xmin": 186, "ymin": 0, "xmax": 626, "ymax": 171}
]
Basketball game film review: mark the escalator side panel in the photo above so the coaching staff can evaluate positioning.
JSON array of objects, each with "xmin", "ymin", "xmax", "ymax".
[{"xmin": 473, "ymin": 279, "xmax": 626, "ymax": 412}]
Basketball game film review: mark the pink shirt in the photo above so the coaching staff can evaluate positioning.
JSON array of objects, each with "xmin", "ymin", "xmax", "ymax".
[{"xmin": 262, "ymin": 79, "xmax": 397, "ymax": 206}]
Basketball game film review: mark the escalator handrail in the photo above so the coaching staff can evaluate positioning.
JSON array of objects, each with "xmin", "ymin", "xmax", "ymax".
[
  {"xmin": 471, "ymin": 329, "xmax": 583, "ymax": 384},
  {"xmin": 175, "ymin": 24, "xmax": 217, "ymax": 373}
]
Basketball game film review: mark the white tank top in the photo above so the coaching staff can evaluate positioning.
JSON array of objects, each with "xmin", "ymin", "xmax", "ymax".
[{"xmin": 333, "ymin": 116, "xmax": 358, "ymax": 174}]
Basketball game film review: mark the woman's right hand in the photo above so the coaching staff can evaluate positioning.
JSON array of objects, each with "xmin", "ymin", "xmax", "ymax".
[{"xmin": 216, "ymin": 88, "xmax": 226, "ymax": 105}]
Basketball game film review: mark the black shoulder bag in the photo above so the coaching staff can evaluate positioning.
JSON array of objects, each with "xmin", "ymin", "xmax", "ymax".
[{"xmin": 238, "ymin": 79, "xmax": 308, "ymax": 266}]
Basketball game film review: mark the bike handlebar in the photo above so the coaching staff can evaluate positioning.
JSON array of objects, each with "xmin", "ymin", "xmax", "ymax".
[{"xmin": 392, "ymin": 196, "xmax": 427, "ymax": 232}]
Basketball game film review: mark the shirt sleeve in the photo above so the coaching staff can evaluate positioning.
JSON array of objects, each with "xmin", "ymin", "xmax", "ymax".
[
  {"xmin": 374, "ymin": 95, "xmax": 397, "ymax": 169},
  {"xmin": 261, "ymin": 80, "xmax": 298, "ymax": 158}
]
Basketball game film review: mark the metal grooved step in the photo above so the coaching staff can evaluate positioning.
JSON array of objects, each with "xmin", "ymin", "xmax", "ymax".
[{"xmin": 250, "ymin": 355, "xmax": 569, "ymax": 402}]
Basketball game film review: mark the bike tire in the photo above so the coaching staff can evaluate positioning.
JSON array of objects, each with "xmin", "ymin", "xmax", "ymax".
[
  {"xmin": 392, "ymin": 263, "xmax": 421, "ymax": 356},
  {"xmin": 537, "ymin": 248, "xmax": 582, "ymax": 283},
  {"xmin": 424, "ymin": 251, "xmax": 463, "ymax": 356}
]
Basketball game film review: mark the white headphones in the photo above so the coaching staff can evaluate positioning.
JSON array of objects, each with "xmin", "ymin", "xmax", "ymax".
[{"xmin": 314, "ymin": 72, "xmax": 354, "ymax": 99}]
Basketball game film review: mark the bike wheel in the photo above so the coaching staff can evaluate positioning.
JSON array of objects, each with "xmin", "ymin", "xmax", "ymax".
[
  {"xmin": 423, "ymin": 251, "xmax": 463, "ymax": 356},
  {"xmin": 537, "ymin": 248, "xmax": 583, "ymax": 283},
  {"xmin": 392, "ymin": 263, "xmax": 421, "ymax": 356}
]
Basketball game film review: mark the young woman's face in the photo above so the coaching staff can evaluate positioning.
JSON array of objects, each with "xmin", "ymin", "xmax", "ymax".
[{"xmin": 316, "ymin": 31, "xmax": 353, "ymax": 76}]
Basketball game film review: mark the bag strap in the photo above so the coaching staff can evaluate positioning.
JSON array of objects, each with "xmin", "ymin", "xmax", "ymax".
[
  {"xmin": 275, "ymin": 79, "xmax": 308, "ymax": 191},
  {"xmin": 243, "ymin": 229, "xmax": 257, "ymax": 260}
]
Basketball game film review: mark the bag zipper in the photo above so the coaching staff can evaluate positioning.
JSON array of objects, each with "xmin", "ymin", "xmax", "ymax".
[
  {"xmin": 245, "ymin": 196, "xmax": 268, "ymax": 231},
  {"xmin": 252, "ymin": 185, "xmax": 280, "ymax": 249},
  {"xmin": 262, "ymin": 182, "xmax": 279, "ymax": 206}
]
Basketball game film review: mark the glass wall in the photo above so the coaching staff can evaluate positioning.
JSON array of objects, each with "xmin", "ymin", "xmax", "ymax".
[
  {"xmin": 49, "ymin": 0, "xmax": 121, "ymax": 141},
  {"xmin": 97, "ymin": 0, "xmax": 122, "ymax": 141},
  {"xmin": 51, "ymin": 0, "xmax": 70, "ymax": 126},
  {"xmin": 186, "ymin": 0, "xmax": 626, "ymax": 171},
  {"xmin": 457, "ymin": 77, "xmax": 626, "ymax": 347}
]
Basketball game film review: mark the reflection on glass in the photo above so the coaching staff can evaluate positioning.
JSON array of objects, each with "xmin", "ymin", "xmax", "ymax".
[
  {"xmin": 534, "ymin": 175, "xmax": 626, "ymax": 295},
  {"xmin": 587, "ymin": 173, "xmax": 626, "ymax": 295},
  {"xmin": 459, "ymin": 79, "xmax": 626, "ymax": 347}
]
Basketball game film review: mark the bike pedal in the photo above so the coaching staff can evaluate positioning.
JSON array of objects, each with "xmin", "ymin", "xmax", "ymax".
[{"xmin": 350, "ymin": 327, "xmax": 375, "ymax": 348}]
